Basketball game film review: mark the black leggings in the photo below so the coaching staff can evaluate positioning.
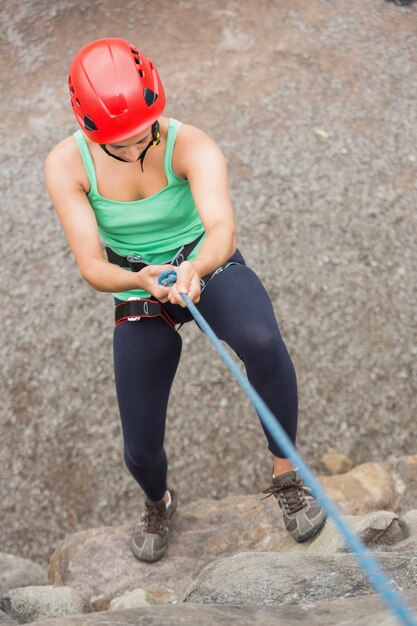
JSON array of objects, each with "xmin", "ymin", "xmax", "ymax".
[{"xmin": 113, "ymin": 250, "xmax": 298, "ymax": 502}]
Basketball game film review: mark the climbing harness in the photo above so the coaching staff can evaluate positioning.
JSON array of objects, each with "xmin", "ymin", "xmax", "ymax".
[
  {"xmin": 113, "ymin": 240, "xmax": 240, "ymax": 327},
  {"xmin": 106, "ymin": 233, "xmax": 204, "ymax": 273},
  {"xmin": 115, "ymin": 298, "xmax": 176, "ymax": 328},
  {"xmin": 156, "ymin": 269, "xmax": 417, "ymax": 626},
  {"xmin": 159, "ymin": 261, "xmax": 240, "ymax": 291}
]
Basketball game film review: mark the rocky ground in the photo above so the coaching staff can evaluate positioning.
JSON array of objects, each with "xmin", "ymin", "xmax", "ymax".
[
  {"xmin": 1, "ymin": 456, "xmax": 417, "ymax": 624},
  {"xmin": 0, "ymin": 0, "xmax": 416, "ymax": 569}
]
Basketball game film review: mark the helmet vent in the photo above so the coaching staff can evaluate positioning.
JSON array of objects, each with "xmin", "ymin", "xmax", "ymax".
[
  {"xmin": 84, "ymin": 115, "xmax": 98, "ymax": 131},
  {"xmin": 139, "ymin": 70, "xmax": 145, "ymax": 78},
  {"xmin": 143, "ymin": 88, "xmax": 158, "ymax": 107}
]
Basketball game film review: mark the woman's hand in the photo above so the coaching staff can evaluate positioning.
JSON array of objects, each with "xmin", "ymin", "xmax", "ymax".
[
  {"xmin": 167, "ymin": 261, "xmax": 201, "ymax": 307},
  {"xmin": 138, "ymin": 264, "xmax": 177, "ymax": 302}
]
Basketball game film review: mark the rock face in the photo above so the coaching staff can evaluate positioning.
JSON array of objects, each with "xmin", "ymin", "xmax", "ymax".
[
  {"xmin": 0, "ymin": 553, "xmax": 47, "ymax": 590},
  {"xmin": 181, "ymin": 552, "xmax": 417, "ymax": 606}
]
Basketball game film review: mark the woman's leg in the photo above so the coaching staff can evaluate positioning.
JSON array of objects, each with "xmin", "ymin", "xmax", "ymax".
[
  {"xmin": 196, "ymin": 260, "xmax": 298, "ymax": 462},
  {"xmin": 113, "ymin": 316, "xmax": 182, "ymax": 502},
  {"xmin": 195, "ymin": 262, "xmax": 327, "ymax": 543}
]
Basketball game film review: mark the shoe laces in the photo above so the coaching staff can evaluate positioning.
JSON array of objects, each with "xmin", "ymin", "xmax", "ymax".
[
  {"xmin": 261, "ymin": 478, "xmax": 313, "ymax": 514},
  {"xmin": 141, "ymin": 500, "xmax": 167, "ymax": 534}
]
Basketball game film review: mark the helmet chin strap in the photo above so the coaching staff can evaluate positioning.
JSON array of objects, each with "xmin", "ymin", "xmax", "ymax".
[{"xmin": 99, "ymin": 121, "xmax": 161, "ymax": 171}]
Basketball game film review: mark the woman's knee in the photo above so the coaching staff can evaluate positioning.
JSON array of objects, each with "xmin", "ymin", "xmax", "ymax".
[
  {"xmin": 123, "ymin": 442, "xmax": 163, "ymax": 470},
  {"xmin": 236, "ymin": 324, "xmax": 286, "ymax": 363}
]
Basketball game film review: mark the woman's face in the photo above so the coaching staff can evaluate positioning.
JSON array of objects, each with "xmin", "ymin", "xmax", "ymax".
[{"xmin": 103, "ymin": 127, "xmax": 153, "ymax": 162}]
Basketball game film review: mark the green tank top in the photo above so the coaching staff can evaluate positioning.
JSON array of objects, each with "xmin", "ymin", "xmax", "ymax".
[{"xmin": 74, "ymin": 118, "xmax": 206, "ymax": 301}]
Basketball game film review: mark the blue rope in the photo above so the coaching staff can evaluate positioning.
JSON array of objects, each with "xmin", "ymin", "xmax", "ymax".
[{"xmin": 158, "ymin": 269, "xmax": 417, "ymax": 625}]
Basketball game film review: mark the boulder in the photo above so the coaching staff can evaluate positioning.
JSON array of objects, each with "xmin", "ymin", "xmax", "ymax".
[
  {"xmin": 276, "ymin": 510, "xmax": 408, "ymax": 553},
  {"xmin": 0, "ymin": 553, "xmax": 47, "ymax": 590},
  {"xmin": 374, "ymin": 510, "xmax": 417, "ymax": 554},
  {"xmin": 0, "ymin": 609, "xmax": 18, "ymax": 625},
  {"xmin": 48, "ymin": 493, "xmax": 288, "ymax": 603},
  {"xmin": 109, "ymin": 588, "xmax": 155, "ymax": 610},
  {"xmin": 181, "ymin": 552, "xmax": 417, "ymax": 606},
  {"xmin": 384, "ymin": 455, "xmax": 417, "ymax": 515},
  {"xmin": 319, "ymin": 462, "xmax": 395, "ymax": 514},
  {"xmin": 0, "ymin": 585, "xmax": 91, "ymax": 624},
  {"xmin": 29, "ymin": 590, "xmax": 417, "ymax": 626},
  {"xmin": 321, "ymin": 449, "xmax": 353, "ymax": 474},
  {"xmin": 402, "ymin": 510, "xmax": 417, "ymax": 534}
]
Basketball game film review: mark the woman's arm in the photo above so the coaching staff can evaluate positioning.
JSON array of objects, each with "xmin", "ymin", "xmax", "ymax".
[
  {"xmin": 169, "ymin": 125, "xmax": 237, "ymax": 305},
  {"xmin": 44, "ymin": 140, "xmax": 172, "ymax": 300}
]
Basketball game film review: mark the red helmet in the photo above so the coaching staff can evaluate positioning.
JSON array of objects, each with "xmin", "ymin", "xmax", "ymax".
[{"xmin": 68, "ymin": 38, "xmax": 165, "ymax": 144}]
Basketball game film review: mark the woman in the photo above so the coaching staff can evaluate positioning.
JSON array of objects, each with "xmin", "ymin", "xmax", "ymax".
[{"xmin": 45, "ymin": 37, "xmax": 326, "ymax": 563}]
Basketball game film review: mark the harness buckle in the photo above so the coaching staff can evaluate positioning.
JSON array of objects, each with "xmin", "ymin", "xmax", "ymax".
[
  {"xmin": 126, "ymin": 253, "xmax": 148, "ymax": 272},
  {"xmin": 127, "ymin": 297, "xmax": 144, "ymax": 321}
]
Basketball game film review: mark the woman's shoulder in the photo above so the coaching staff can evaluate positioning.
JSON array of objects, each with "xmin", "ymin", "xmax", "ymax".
[
  {"xmin": 45, "ymin": 133, "xmax": 90, "ymax": 192},
  {"xmin": 172, "ymin": 120, "xmax": 225, "ymax": 178},
  {"xmin": 174, "ymin": 119, "xmax": 214, "ymax": 143},
  {"xmin": 45, "ymin": 134, "xmax": 80, "ymax": 166}
]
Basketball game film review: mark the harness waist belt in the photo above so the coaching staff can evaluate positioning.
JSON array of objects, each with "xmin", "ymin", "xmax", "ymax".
[
  {"xmin": 114, "ymin": 260, "xmax": 239, "ymax": 328},
  {"xmin": 106, "ymin": 233, "xmax": 204, "ymax": 273},
  {"xmin": 115, "ymin": 299, "xmax": 176, "ymax": 328}
]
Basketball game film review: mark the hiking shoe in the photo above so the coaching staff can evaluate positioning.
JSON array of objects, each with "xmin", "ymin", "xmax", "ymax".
[
  {"xmin": 131, "ymin": 488, "xmax": 177, "ymax": 562},
  {"xmin": 261, "ymin": 470, "xmax": 327, "ymax": 543}
]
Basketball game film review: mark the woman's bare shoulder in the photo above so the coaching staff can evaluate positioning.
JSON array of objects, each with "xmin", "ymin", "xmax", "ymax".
[
  {"xmin": 172, "ymin": 121, "xmax": 224, "ymax": 178},
  {"xmin": 45, "ymin": 135, "xmax": 80, "ymax": 167},
  {"xmin": 45, "ymin": 134, "xmax": 89, "ymax": 192},
  {"xmin": 176, "ymin": 121, "xmax": 215, "ymax": 144}
]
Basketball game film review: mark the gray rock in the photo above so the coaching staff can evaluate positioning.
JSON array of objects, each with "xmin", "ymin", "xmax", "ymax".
[
  {"xmin": 401, "ymin": 510, "xmax": 417, "ymax": 534},
  {"xmin": 27, "ymin": 590, "xmax": 417, "ymax": 626},
  {"xmin": 109, "ymin": 588, "xmax": 155, "ymax": 610},
  {"xmin": 0, "ymin": 609, "xmax": 18, "ymax": 625},
  {"xmin": 182, "ymin": 552, "xmax": 417, "ymax": 606},
  {"xmin": 0, "ymin": 553, "xmax": 47, "ymax": 590},
  {"xmin": 0, "ymin": 585, "xmax": 92, "ymax": 624},
  {"xmin": 387, "ymin": 458, "xmax": 417, "ymax": 515},
  {"xmin": 375, "ymin": 510, "xmax": 417, "ymax": 554},
  {"xmin": 276, "ymin": 510, "xmax": 408, "ymax": 553}
]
